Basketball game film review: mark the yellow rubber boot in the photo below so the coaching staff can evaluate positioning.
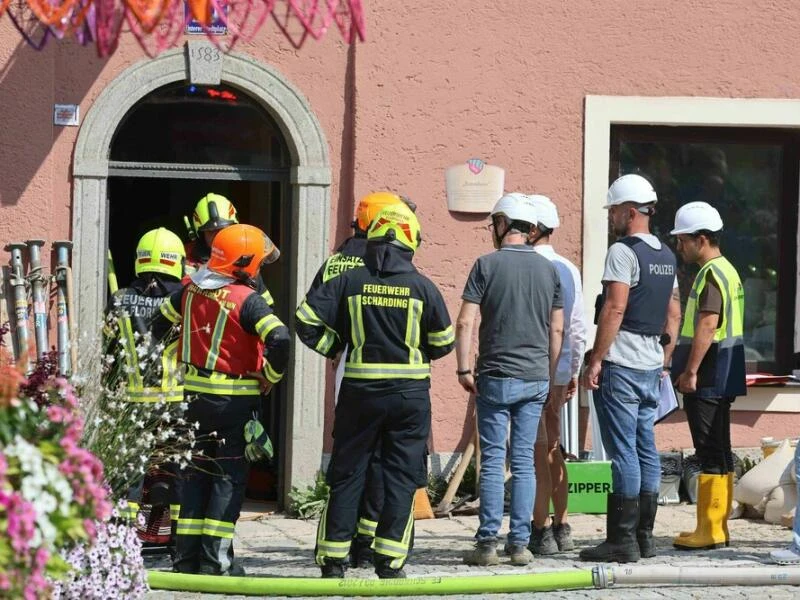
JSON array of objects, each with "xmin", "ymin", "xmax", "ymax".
[
  {"xmin": 721, "ymin": 472, "xmax": 733, "ymax": 547},
  {"xmin": 676, "ymin": 472, "xmax": 734, "ymax": 543},
  {"xmin": 673, "ymin": 474, "xmax": 728, "ymax": 550}
]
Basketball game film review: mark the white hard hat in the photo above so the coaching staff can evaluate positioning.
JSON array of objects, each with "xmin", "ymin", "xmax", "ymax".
[
  {"xmin": 670, "ymin": 201, "xmax": 723, "ymax": 235},
  {"xmin": 529, "ymin": 194, "xmax": 560, "ymax": 229},
  {"xmin": 491, "ymin": 193, "xmax": 538, "ymax": 225},
  {"xmin": 604, "ymin": 174, "xmax": 657, "ymax": 208}
]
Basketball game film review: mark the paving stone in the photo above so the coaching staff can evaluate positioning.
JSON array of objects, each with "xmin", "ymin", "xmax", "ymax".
[{"xmin": 146, "ymin": 504, "xmax": 800, "ymax": 599}]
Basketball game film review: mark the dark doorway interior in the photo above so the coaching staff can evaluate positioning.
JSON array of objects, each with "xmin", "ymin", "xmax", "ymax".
[{"xmin": 107, "ymin": 81, "xmax": 292, "ymax": 504}]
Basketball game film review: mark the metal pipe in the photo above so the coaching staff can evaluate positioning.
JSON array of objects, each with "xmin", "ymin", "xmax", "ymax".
[
  {"xmin": 6, "ymin": 242, "xmax": 29, "ymax": 371},
  {"xmin": 594, "ymin": 565, "xmax": 800, "ymax": 587},
  {"xmin": 53, "ymin": 241, "xmax": 72, "ymax": 376},
  {"xmin": 568, "ymin": 394, "xmax": 579, "ymax": 458},
  {"xmin": 26, "ymin": 239, "xmax": 49, "ymax": 358},
  {"xmin": 65, "ymin": 264, "xmax": 78, "ymax": 374},
  {"xmin": 148, "ymin": 569, "xmax": 595, "ymax": 596}
]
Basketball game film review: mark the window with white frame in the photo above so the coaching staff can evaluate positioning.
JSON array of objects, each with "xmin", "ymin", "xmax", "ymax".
[
  {"xmin": 582, "ymin": 95, "xmax": 800, "ymax": 374},
  {"xmin": 608, "ymin": 126, "xmax": 798, "ymax": 374}
]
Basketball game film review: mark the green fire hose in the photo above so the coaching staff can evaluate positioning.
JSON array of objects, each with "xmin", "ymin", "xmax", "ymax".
[{"xmin": 147, "ymin": 569, "xmax": 595, "ymax": 596}]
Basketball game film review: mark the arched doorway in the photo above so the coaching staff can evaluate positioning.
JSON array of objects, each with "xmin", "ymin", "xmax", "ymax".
[
  {"xmin": 108, "ymin": 80, "xmax": 291, "ymax": 503},
  {"xmin": 72, "ymin": 48, "xmax": 331, "ymax": 506}
]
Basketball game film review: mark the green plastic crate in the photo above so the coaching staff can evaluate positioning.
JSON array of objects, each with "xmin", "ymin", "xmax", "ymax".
[{"xmin": 553, "ymin": 461, "xmax": 612, "ymax": 514}]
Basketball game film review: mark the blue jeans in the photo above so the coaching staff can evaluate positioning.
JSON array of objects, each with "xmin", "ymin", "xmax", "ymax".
[
  {"xmin": 476, "ymin": 375, "xmax": 548, "ymax": 546},
  {"xmin": 593, "ymin": 362, "xmax": 662, "ymax": 497}
]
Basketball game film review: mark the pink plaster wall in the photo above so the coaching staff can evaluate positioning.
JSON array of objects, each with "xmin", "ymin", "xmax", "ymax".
[{"xmin": 2, "ymin": 1, "xmax": 800, "ymax": 455}]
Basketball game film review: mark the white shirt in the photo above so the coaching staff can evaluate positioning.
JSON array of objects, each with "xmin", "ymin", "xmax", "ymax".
[{"xmin": 534, "ymin": 245, "xmax": 587, "ymax": 385}]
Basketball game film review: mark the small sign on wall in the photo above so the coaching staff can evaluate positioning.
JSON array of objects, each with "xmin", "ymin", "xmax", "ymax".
[
  {"xmin": 445, "ymin": 159, "xmax": 505, "ymax": 213},
  {"xmin": 185, "ymin": 1, "xmax": 228, "ymax": 34},
  {"xmin": 53, "ymin": 104, "xmax": 79, "ymax": 127}
]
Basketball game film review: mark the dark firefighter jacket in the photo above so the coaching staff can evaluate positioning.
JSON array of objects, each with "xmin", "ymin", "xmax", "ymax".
[{"xmin": 296, "ymin": 242, "xmax": 455, "ymax": 395}]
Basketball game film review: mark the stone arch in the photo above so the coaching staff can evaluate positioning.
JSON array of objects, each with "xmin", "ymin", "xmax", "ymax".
[{"xmin": 72, "ymin": 47, "xmax": 331, "ymax": 501}]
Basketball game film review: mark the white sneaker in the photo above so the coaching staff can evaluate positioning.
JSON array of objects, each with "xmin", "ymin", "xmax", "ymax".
[{"xmin": 770, "ymin": 545, "xmax": 800, "ymax": 565}]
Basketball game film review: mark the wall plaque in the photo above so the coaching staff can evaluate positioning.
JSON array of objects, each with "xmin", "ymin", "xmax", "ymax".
[{"xmin": 445, "ymin": 158, "xmax": 504, "ymax": 213}]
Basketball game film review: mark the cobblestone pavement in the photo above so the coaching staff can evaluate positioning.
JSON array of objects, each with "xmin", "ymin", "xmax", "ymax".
[{"xmin": 146, "ymin": 504, "xmax": 800, "ymax": 599}]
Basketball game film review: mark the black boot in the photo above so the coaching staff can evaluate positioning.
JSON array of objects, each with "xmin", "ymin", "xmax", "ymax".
[
  {"xmin": 579, "ymin": 494, "xmax": 641, "ymax": 563},
  {"xmin": 320, "ymin": 559, "xmax": 346, "ymax": 579},
  {"xmin": 349, "ymin": 534, "xmax": 374, "ymax": 568},
  {"xmin": 374, "ymin": 554, "xmax": 406, "ymax": 579},
  {"xmin": 637, "ymin": 493, "xmax": 659, "ymax": 558}
]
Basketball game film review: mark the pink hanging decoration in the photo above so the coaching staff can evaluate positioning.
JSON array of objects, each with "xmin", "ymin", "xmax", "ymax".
[
  {"xmin": 2, "ymin": 0, "xmax": 364, "ymax": 54},
  {"xmin": 7, "ymin": 0, "xmax": 51, "ymax": 50},
  {"xmin": 47, "ymin": 0, "xmax": 94, "ymax": 38},
  {"xmin": 125, "ymin": 0, "xmax": 171, "ymax": 32},
  {"xmin": 198, "ymin": 0, "xmax": 274, "ymax": 52},
  {"xmin": 334, "ymin": 0, "xmax": 363, "ymax": 43},
  {"xmin": 93, "ymin": 0, "xmax": 126, "ymax": 57},
  {"xmin": 126, "ymin": 0, "xmax": 184, "ymax": 57}
]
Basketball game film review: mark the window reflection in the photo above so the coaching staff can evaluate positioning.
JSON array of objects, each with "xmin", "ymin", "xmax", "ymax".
[{"xmin": 617, "ymin": 140, "xmax": 781, "ymax": 364}]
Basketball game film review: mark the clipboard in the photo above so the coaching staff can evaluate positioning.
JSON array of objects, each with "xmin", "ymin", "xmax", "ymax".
[{"xmin": 656, "ymin": 378, "xmax": 679, "ymax": 424}]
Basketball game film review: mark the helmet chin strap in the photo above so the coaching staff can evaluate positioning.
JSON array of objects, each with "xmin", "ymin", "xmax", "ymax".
[
  {"xmin": 527, "ymin": 226, "xmax": 552, "ymax": 246},
  {"xmin": 492, "ymin": 218, "xmax": 511, "ymax": 249}
]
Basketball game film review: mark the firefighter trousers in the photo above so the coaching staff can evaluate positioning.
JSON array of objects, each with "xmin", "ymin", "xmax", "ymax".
[
  {"xmin": 316, "ymin": 389, "xmax": 431, "ymax": 571},
  {"xmin": 173, "ymin": 392, "xmax": 255, "ymax": 575}
]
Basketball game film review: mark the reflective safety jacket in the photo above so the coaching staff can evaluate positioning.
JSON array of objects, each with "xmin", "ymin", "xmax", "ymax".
[
  {"xmin": 160, "ymin": 281, "xmax": 290, "ymax": 396},
  {"xmin": 296, "ymin": 243, "xmax": 455, "ymax": 395},
  {"xmin": 672, "ymin": 255, "xmax": 746, "ymax": 398},
  {"xmin": 104, "ymin": 275, "xmax": 184, "ymax": 402},
  {"xmin": 310, "ymin": 236, "xmax": 367, "ymax": 290}
]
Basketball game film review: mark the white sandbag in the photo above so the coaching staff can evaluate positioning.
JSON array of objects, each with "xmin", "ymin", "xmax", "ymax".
[
  {"xmin": 734, "ymin": 439, "xmax": 795, "ymax": 506},
  {"xmin": 765, "ymin": 483, "xmax": 798, "ymax": 524},
  {"xmin": 729, "ymin": 499, "xmax": 743, "ymax": 520}
]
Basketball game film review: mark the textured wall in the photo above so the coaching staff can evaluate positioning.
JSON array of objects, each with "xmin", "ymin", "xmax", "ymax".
[{"xmin": 2, "ymin": 0, "xmax": 800, "ymax": 453}]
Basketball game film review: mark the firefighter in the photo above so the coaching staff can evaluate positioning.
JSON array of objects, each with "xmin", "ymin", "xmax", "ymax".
[
  {"xmin": 158, "ymin": 223, "xmax": 290, "ymax": 576},
  {"xmin": 104, "ymin": 227, "xmax": 186, "ymax": 528},
  {"xmin": 296, "ymin": 203, "xmax": 454, "ymax": 579},
  {"xmin": 309, "ymin": 190, "xmax": 416, "ymax": 568},
  {"xmin": 184, "ymin": 193, "xmax": 239, "ymax": 275},
  {"xmin": 185, "ymin": 192, "xmax": 275, "ymax": 306}
]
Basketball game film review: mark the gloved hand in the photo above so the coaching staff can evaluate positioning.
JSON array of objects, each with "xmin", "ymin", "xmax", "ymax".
[{"xmin": 244, "ymin": 417, "xmax": 273, "ymax": 463}]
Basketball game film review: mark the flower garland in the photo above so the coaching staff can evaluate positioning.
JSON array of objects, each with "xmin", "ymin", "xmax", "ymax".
[{"xmin": 1, "ymin": 0, "xmax": 365, "ymax": 57}]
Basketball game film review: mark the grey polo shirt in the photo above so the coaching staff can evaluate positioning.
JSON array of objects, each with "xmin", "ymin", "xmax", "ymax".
[{"xmin": 462, "ymin": 245, "xmax": 563, "ymax": 381}]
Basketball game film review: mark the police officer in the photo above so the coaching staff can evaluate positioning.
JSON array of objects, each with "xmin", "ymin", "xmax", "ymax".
[
  {"xmin": 158, "ymin": 224, "xmax": 290, "ymax": 576},
  {"xmin": 296, "ymin": 203, "xmax": 454, "ymax": 579},
  {"xmin": 670, "ymin": 202, "xmax": 745, "ymax": 550},
  {"xmin": 580, "ymin": 174, "xmax": 681, "ymax": 563},
  {"xmin": 104, "ymin": 228, "xmax": 186, "ymax": 528},
  {"xmin": 184, "ymin": 192, "xmax": 275, "ymax": 307},
  {"xmin": 309, "ymin": 190, "xmax": 416, "ymax": 568}
]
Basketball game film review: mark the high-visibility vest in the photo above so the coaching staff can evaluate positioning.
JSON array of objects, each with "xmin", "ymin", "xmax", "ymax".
[
  {"xmin": 178, "ymin": 283, "xmax": 263, "ymax": 377},
  {"xmin": 115, "ymin": 313, "xmax": 183, "ymax": 403},
  {"xmin": 674, "ymin": 255, "xmax": 746, "ymax": 398}
]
